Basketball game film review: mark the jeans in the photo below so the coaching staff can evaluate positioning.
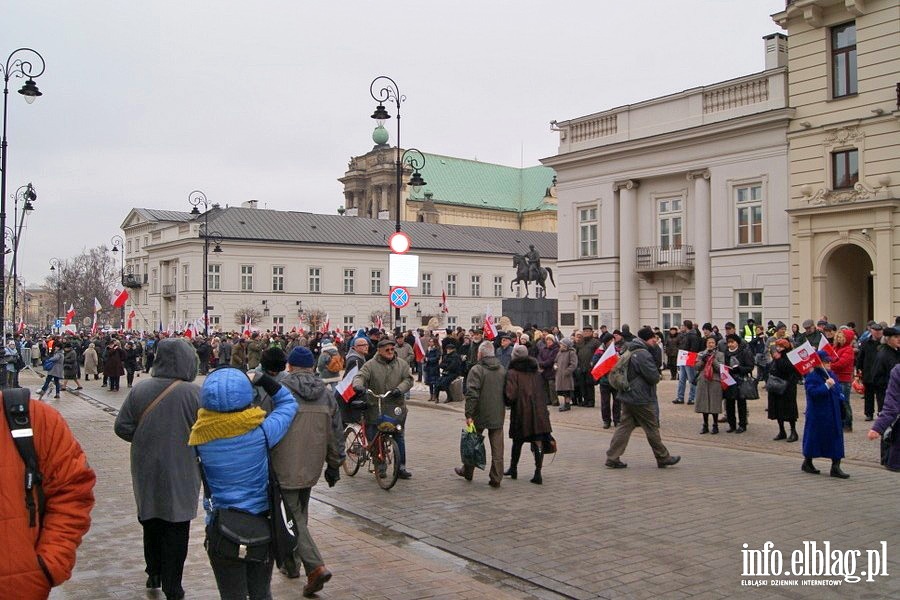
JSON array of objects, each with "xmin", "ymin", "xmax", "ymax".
[
  {"xmin": 606, "ymin": 403, "xmax": 671, "ymax": 461},
  {"xmin": 40, "ymin": 374, "xmax": 60, "ymax": 396},
  {"xmin": 208, "ymin": 552, "xmax": 273, "ymax": 600},
  {"xmin": 677, "ymin": 365, "xmax": 696, "ymax": 402},
  {"xmin": 140, "ymin": 518, "xmax": 190, "ymax": 599}
]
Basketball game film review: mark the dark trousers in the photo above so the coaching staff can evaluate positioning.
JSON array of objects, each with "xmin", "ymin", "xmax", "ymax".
[
  {"xmin": 126, "ymin": 368, "xmax": 136, "ymax": 387},
  {"xmin": 576, "ymin": 368, "xmax": 595, "ymax": 406},
  {"xmin": 108, "ymin": 375, "xmax": 121, "ymax": 391},
  {"xmin": 209, "ymin": 552, "xmax": 274, "ymax": 600},
  {"xmin": 462, "ymin": 427, "xmax": 504, "ymax": 484},
  {"xmin": 606, "ymin": 403, "xmax": 670, "ymax": 461},
  {"xmin": 725, "ymin": 393, "xmax": 747, "ymax": 428},
  {"xmin": 599, "ymin": 387, "xmax": 621, "ymax": 425},
  {"xmin": 863, "ymin": 385, "xmax": 877, "ymax": 417},
  {"xmin": 140, "ymin": 518, "xmax": 190, "ymax": 599}
]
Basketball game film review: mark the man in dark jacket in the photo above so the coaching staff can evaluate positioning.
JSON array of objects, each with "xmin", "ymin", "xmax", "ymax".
[
  {"xmin": 675, "ymin": 320, "xmax": 703, "ymax": 405},
  {"xmin": 437, "ymin": 342, "xmax": 464, "ymax": 402},
  {"xmin": 455, "ymin": 341, "xmax": 507, "ymax": 487},
  {"xmin": 575, "ymin": 325, "xmax": 601, "ymax": 407},
  {"xmin": 856, "ymin": 322, "xmax": 885, "ymax": 420},
  {"xmin": 870, "ymin": 327, "xmax": 900, "ymax": 418},
  {"xmin": 605, "ymin": 328, "xmax": 681, "ymax": 469}
]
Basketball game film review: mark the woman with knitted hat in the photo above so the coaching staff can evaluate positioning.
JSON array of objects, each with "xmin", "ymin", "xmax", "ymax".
[
  {"xmin": 767, "ymin": 338, "xmax": 801, "ymax": 442},
  {"xmin": 189, "ymin": 368, "xmax": 298, "ymax": 598},
  {"xmin": 801, "ymin": 351, "xmax": 849, "ymax": 478}
]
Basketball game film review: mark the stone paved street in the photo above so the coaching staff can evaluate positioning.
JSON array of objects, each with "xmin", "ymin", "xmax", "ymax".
[{"xmin": 20, "ymin": 370, "xmax": 898, "ymax": 599}]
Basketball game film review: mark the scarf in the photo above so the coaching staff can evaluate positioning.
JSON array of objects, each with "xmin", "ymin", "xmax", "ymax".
[
  {"xmin": 703, "ymin": 353, "xmax": 715, "ymax": 381},
  {"xmin": 188, "ymin": 406, "xmax": 266, "ymax": 446}
]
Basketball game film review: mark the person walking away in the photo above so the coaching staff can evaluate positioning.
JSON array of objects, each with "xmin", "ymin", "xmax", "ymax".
[
  {"xmin": 189, "ymin": 368, "xmax": 298, "ymax": 600},
  {"xmin": 504, "ymin": 345, "xmax": 552, "ymax": 484},
  {"xmin": 694, "ymin": 336, "xmax": 724, "ymax": 434},
  {"xmin": 38, "ymin": 346, "xmax": 64, "ymax": 400},
  {"xmin": 722, "ymin": 334, "xmax": 754, "ymax": 433},
  {"xmin": 60, "ymin": 343, "xmax": 82, "ymax": 392},
  {"xmin": 272, "ymin": 346, "xmax": 344, "ymax": 596},
  {"xmin": 605, "ymin": 327, "xmax": 681, "ymax": 469},
  {"xmin": 114, "ymin": 338, "xmax": 202, "ymax": 599},
  {"xmin": 316, "ymin": 338, "xmax": 343, "ymax": 383},
  {"xmin": 83, "ymin": 342, "xmax": 99, "ymax": 381},
  {"xmin": 867, "ymin": 363, "xmax": 900, "ymax": 472},
  {"xmin": 554, "ymin": 337, "xmax": 578, "ymax": 413},
  {"xmin": 767, "ymin": 339, "xmax": 801, "ymax": 442},
  {"xmin": 455, "ymin": 341, "xmax": 507, "ymax": 487},
  {"xmin": 802, "ymin": 351, "xmax": 849, "ymax": 478}
]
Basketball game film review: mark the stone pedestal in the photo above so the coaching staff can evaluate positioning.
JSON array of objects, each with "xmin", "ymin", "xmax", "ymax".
[{"xmin": 502, "ymin": 298, "xmax": 558, "ymax": 329}]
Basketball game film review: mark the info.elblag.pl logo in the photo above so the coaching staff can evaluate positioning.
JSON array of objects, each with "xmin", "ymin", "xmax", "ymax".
[{"xmin": 741, "ymin": 541, "xmax": 889, "ymax": 587}]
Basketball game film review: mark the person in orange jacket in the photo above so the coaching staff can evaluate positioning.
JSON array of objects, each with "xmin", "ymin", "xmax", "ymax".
[{"xmin": 0, "ymin": 393, "xmax": 96, "ymax": 599}]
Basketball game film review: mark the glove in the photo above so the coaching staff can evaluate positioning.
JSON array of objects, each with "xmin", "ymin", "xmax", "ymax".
[
  {"xmin": 390, "ymin": 388, "xmax": 404, "ymax": 399},
  {"xmin": 324, "ymin": 466, "xmax": 340, "ymax": 487},
  {"xmin": 253, "ymin": 373, "xmax": 281, "ymax": 397}
]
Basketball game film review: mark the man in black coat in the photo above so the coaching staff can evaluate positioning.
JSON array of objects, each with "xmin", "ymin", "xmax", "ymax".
[
  {"xmin": 869, "ymin": 327, "xmax": 900, "ymax": 419},
  {"xmin": 856, "ymin": 322, "xmax": 885, "ymax": 420}
]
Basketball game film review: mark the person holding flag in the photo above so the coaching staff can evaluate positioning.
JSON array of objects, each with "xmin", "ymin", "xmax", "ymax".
[
  {"xmin": 590, "ymin": 333, "xmax": 619, "ymax": 423},
  {"xmin": 767, "ymin": 338, "xmax": 801, "ymax": 442},
  {"xmin": 694, "ymin": 336, "xmax": 724, "ymax": 434},
  {"xmin": 801, "ymin": 351, "xmax": 849, "ymax": 478}
]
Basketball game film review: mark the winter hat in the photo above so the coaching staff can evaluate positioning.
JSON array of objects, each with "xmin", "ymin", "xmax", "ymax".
[
  {"xmin": 560, "ymin": 337, "xmax": 574, "ymax": 349},
  {"xmin": 511, "ymin": 344, "xmax": 529, "ymax": 360},
  {"xmin": 288, "ymin": 346, "xmax": 315, "ymax": 368},
  {"xmin": 802, "ymin": 319, "xmax": 815, "ymax": 328},
  {"xmin": 201, "ymin": 368, "xmax": 255, "ymax": 412},
  {"xmin": 320, "ymin": 340, "xmax": 335, "ymax": 352},
  {"xmin": 637, "ymin": 327, "xmax": 655, "ymax": 341},
  {"xmin": 261, "ymin": 347, "xmax": 287, "ymax": 373}
]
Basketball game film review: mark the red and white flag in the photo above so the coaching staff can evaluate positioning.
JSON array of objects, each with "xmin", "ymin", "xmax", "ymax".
[
  {"xmin": 320, "ymin": 314, "xmax": 330, "ymax": 334},
  {"xmin": 676, "ymin": 350, "xmax": 699, "ymax": 367},
  {"xmin": 817, "ymin": 336, "xmax": 838, "ymax": 362},
  {"xmin": 591, "ymin": 343, "xmax": 619, "ymax": 381},
  {"xmin": 720, "ymin": 364, "xmax": 737, "ymax": 389},
  {"xmin": 93, "ymin": 297, "xmax": 102, "ymax": 313},
  {"xmin": 788, "ymin": 341, "xmax": 822, "ymax": 376},
  {"xmin": 335, "ymin": 365, "xmax": 359, "ymax": 402},
  {"xmin": 17, "ymin": 319, "xmax": 25, "ymax": 334},
  {"xmin": 412, "ymin": 330, "xmax": 426, "ymax": 362},
  {"xmin": 126, "ymin": 309, "xmax": 136, "ymax": 330},
  {"xmin": 242, "ymin": 316, "xmax": 252, "ymax": 336},
  {"xmin": 440, "ymin": 289, "xmax": 449, "ymax": 314},
  {"xmin": 183, "ymin": 324, "xmax": 194, "ymax": 339},
  {"xmin": 483, "ymin": 308, "xmax": 498, "ymax": 341},
  {"xmin": 111, "ymin": 285, "xmax": 129, "ymax": 308},
  {"xmin": 375, "ymin": 314, "xmax": 383, "ymax": 330},
  {"xmin": 64, "ymin": 304, "xmax": 75, "ymax": 326},
  {"xmin": 90, "ymin": 313, "xmax": 98, "ymax": 335}
]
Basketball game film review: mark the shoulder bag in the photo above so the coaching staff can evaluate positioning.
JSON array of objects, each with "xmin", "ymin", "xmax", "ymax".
[
  {"xmin": 739, "ymin": 376, "xmax": 760, "ymax": 400},
  {"xmin": 765, "ymin": 374, "xmax": 788, "ymax": 395}
]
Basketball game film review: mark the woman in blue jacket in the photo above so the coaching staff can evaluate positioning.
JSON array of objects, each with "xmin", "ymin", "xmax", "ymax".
[
  {"xmin": 802, "ymin": 351, "xmax": 849, "ymax": 478},
  {"xmin": 189, "ymin": 367, "xmax": 297, "ymax": 600}
]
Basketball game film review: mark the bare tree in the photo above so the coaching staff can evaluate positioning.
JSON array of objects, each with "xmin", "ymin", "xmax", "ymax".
[
  {"xmin": 304, "ymin": 308, "xmax": 326, "ymax": 332},
  {"xmin": 44, "ymin": 246, "xmax": 119, "ymax": 328},
  {"xmin": 234, "ymin": 306, "xmax": 263, "ymax": 328}
]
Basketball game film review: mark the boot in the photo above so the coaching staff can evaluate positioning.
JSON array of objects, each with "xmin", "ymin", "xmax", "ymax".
[
  {"xmin": 786, "ymin": 430, "xmax": 798, "ymax": 443},
  {"xmin": 830, "ymin": 460, "xmax": 849, "ymax": 479},
  {"xmin": 773, "ymin": 431, "xmax": 787, "ymax": 441},
  {"xmin": 429, "ymin": 393, "xmax": 436, "ymax": 402},
  {"xmin": 801, "ymin": 458, "xmax": 820, "ymax": 474},
  {"xmin": 530, "ymin": 445, "xmax": 543, "ymax": 484},
  {"xmin": 504, "ymin": 443, "xmax": 521, "ymax": 479},
  {"xmin": 700, "ymin": 424, "xmax": 709, "ymax": 434},
  {"xmin": 711, "ymin": 423, "xmax": 719, "ymax": 434}
]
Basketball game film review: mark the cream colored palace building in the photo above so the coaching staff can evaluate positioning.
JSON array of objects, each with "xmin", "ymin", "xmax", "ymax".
[{"xmin": 119, "ymin": 205, "xmax": 557, "ymax": 334}]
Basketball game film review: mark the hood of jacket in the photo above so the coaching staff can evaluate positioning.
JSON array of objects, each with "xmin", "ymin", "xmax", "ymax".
[
  {"xmin": 201, "ymin": 367, "xmax": 254, "ymax": 412},
  {"xmin": 281, "ymin": 370, "xmax": 327, "ymax": 402},
  {"xmin": 508, "ymin": 356, "xmax": 538, "ymax": 372},
  {"xmin": 150, "ymin": 338, "xmax": 198, "ymax": 381},
  {"xmin": 626, "ymin": 338, "xmax": 651, "ymax": 353},
  {"xmin": 479, "ymin": 355, "xmax": 502, "ymax": 370}
]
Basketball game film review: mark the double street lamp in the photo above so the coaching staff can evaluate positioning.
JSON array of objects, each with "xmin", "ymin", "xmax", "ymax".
[
  {"xmin": 1, "ymin": 48, "xmax": 45, "ymax": 337},
  {"xmin": 189, "ymin": 190, "xmax": 222, "ymax": 337}
]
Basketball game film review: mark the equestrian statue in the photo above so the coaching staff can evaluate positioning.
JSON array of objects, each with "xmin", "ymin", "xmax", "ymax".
[{"xmin": 511, "ymin": 244, "xmax": 555, "ymax": 298}]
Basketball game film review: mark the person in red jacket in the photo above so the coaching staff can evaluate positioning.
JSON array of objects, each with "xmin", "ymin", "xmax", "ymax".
[
  {"xmin": 1, "ymin": 393, "xmax": 96, "ymax": 599},
  {"xmin": 831, "ymin": 328, "xmax": 856, "ymax": 432}
]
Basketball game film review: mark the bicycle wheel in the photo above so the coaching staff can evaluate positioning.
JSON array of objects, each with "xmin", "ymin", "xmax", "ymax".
[
  {"xmin": 375, "ymin": 435, "xmax": 400, "ymax": 490},
  {"xmin": 343, "ymin": 426, "xmax": 363, "ymax": 476}
]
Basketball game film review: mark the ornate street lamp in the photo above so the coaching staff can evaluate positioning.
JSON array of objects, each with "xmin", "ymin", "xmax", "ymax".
[
  {"xmin": 189, "ymin": 190, "xmax": 223, "ymax": 337},
  {"xmin": 110, "ymin": 235, "xmax": 125, "ymax": 327}
]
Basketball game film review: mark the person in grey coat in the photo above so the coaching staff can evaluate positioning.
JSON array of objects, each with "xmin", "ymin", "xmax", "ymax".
[
  {"xmin": 114, "ymin": 338, "xmax": 201, "ymax": 600},
  {"xmin": 605, "ymin": 328, "xmax": 681, "ymax": 469}
]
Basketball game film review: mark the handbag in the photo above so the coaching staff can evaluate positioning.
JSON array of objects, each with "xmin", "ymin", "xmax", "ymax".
[
  {"xmin": 765, "ymin": 374, "xmax": 788, "ymax": 395},
  {"xmin": 739, "ymin": 376, "xmax": 760, "ymax": 400},
  {"xmin": 542, "ymin": 433, "xmax": 557, "ymax": 454}
]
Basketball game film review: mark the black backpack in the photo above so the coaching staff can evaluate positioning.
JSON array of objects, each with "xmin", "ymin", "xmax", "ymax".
[{"xmin": 3, "ymin": 388, "xmax": 45, "ymax": 528}]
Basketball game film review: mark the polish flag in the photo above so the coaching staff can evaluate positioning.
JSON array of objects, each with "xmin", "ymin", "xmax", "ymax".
[
  {"xmin": 17, "ymin": 320, "xmax": 25, "ymax": 334},
  {"xmin": 111, "ymin": 285, "xmax": 129, "ymax": 308},
  {"xmin": 375, "ymin": 314, "xmax": 383, "ymax": 330},
  {"xmin": 64, "ymin": 304, "xmax": 76, "ymax": 326},
  {"xmin": 242, "ymin": 316, "xmax": 252, "ymax": 336},
  {"xmin": 183, "ymin": 324, "xmax": 194, "ymax": 339},
  {"xmin": 483, "ymin": 308, "xmax": 498, "ymax": 341},
  {"xmin": 412, "ymin": 330, "xmax": 426, "ymax": 362},
  {"xmin": 817, "ymin": 336, "xmax": 838, "ymax": 362},
  {"xmin": 320, "ymin": 314, "xmax": 330, "ymax": 334},
  {"xmin": 720, "ymin": 364, "xmax": 737, "ymax": 390},
  {"xmin": 788, "ymin": 341, "xmax": 822, "ymax": 376},
  {"xmin": 676, "ymin": 350, "xmax": 699, "ymax": 367},
  {"xmin": 591, "ymin": 343, "xmax": 619, "ymax": 382},
  {"xmin": 126, "ymin": 309, "xmax": 136, "ymax": 330},
  {"xmin": 335, "ymin": 365, "xmax": 359, "ymax": 402},
  {"xmin": 93, "ymin": 297, "xmax": 102, "ymax": 313},
  {"xmin": 90, "ymin": 313, "xmax": 98, "ymax": 336},
  {"xmin": 440, "ymin": 289, "xmax": 449, "ymax": 314}
]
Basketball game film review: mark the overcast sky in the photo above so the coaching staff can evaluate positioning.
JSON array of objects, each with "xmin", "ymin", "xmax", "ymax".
[{"xmin": 4, "ymin": 0, "xmax": 785, "ymax": 287}]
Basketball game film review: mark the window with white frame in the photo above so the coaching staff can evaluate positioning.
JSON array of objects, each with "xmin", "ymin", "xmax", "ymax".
[
  {"xmin": 151, "ymin": 268, "xmax": 158, "ymax": 294},
  {"xmin": 736, "ymin": 184, "xmax": 763, "ymax": 245},
  {"xmin": 308, "ymin": 267, "xmax": 321, "ymax": 293},
  {"xmin": 272, "ymin": 266, "xmax": 284, "ymax": 292},
  {"xmin": 578, "ymin": 206, "xmax": 598, "ymax": 257},
  {"xmin": 493, "ymin": 276, "xmax": 503, "ymax": 297},
  {"xmin": 240, "ymin": 265, "xmax": 254, "ymax": 291},
  {"xmin": 421, "ymin": 273, "xmax": 432, "ymax": 296},
  {"xmin": 737, "ymin": 291, "xmax": 763, "ymax": 327},
  {"xmin": 272, "ymin": 316, "xmax": 284, "ymax": 334},
  {"xmin": 343, "ymin": 268, "xmax": 355, "ymax": 294},
  {"xmin": 447, "ymin": 274, "xmax": 457, "ymax": 296},
  {"xmin": 343, "ymin": 315, "xmax": 354, "ymax": 330},
  {"xmin": 209, "ymin": 315, "xmax": 221, "ymax": 330},
  {"xmin": 831, "ymin": 22, "xmax": 857, "ymax": 98},
  {"xmin": 471, "ymin": 275, "xmax": 481, "ymax": 297},
  {"xmin": 580, "ymin": 296, "xmax": 599, "ymax": 329},
  {"xmin": 136, "ymin": 238, "xmax": 141, "ymax": 251},
  {"xmin": 660, "ymin": 295, "xmax": 683, "ymax": 331},
  {"xmin": 447, "ymin": 316, "xmax": 457, "ymax": 328},
  {"xmin": 370, "ymin": 270, "xmax": 382, "ymax": 295},
  {"xmin": 127, "ymin": 240, "xmax": 133, "ymax": 254},
  {"xmin": 208, "ymin": 264, "xmax": 221, "ymax": 291},
  {"xmin": 658, "ymin": 197, "xmax": 683, "ymax": 250},
  {"xmin": 182, "ymin": 264, "xmax": 189, "ymax": 290}
]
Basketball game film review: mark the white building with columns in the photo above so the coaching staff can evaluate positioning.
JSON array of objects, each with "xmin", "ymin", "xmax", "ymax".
[{"xmin": 543, "ymin": 35, "xmax": 794, "ymax": 330}]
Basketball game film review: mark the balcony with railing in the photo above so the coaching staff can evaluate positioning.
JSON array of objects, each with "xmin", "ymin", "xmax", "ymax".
[
  {"xmin": 161, "ymin": 284, "xmax": 176, "ymax": 298},
  {"xmin": 635, "ymin": 245, "xmax": 694, "ymax": 282},
  {"xmin": 123, "ymin": 274, "xmax": 142, "ymax": 289}
]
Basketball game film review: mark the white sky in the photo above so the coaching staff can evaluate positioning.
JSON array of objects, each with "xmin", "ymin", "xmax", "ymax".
[{"xmin": 4, "ymin": 0, "xmax": 786, "ymax": 286}]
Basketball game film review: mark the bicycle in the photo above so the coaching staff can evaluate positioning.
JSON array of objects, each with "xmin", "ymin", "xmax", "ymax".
[{"xmin": 342, "ymin": 390, "xmax": 404, "ymax": 490}]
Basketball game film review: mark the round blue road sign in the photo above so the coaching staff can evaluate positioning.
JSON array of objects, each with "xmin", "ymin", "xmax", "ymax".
[{"xmin": 390, "ymin": 287, "xmax": 410, "ymax": 309}]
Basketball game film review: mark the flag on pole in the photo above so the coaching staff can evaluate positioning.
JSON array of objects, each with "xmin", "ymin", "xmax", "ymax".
[
  {"xmin": 320, "ymin": 314, "xmax": 330, "ymax": 334},
  {"xmin": 17, "ymin": 319, "xmax": 25, "ymax": 334},
  {"xmin": 183, "ymin": 323, "xmax": 194, "ymax": 339},
  {"xmin": 788, "ymin": 341, "xmax": 821, "ymax": 376},
  {"xmin": 440, "ymin": 289, "xmax": 449, "ymax": 314},
  {"xmin": 375, "ymin": 314, "xmax": 383, "ymax": 330},
  {"xmin": 243, "ymin": 316, "xmax": 252, "ymax": 336},
  {"xmin": 817, "ymin": 336, "xmax": 838, "ymax": 362},
  {"xmin": 676, "ymin": 350, "xmax": 699, "ymax": 367},
  {"xmin": 412, "ymin": 330, "xmax": 426, "ymax": 362},
  {"xmin": 591, "ymin": 343, "xmax": 619, "ymax": 381},
  {"xmin": 720, "ymin": 364, "xmax": 737, "ymax": 390},
  {"xmin": 111, "ymin": 285, "xmax": 129, "ymax": 308},
  {"xmin": 335, "ymin": 365, "xmax": 359, "ymax": 402},
  {"xmin": 483, "ymin": 307, "xmax": 498, "ymax": 341},
  {"xmin": 91, "ymin": 314, "xmax": 98, "ymax": 336},
  {"xmin": 64, "ymin": 304, "xmax": 75, "ymax": 326},
  {"xmin": 126, "ymin": 309, "xmax": 136, "ymax": 330},
  {"xmin": 93, "ymin": 297, "xmax": 102, "ymax": 313}
]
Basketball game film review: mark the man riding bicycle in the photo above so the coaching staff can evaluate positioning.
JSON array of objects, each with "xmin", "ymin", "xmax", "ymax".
[{"xmin": 352, "ymin": 337, "xmax": 414, "ymax": 479}]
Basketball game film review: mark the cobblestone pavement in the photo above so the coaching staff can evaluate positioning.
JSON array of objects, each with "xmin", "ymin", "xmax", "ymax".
[{"xmin": 22, "ymin": 371, "xmax": 897, "ymax": 599}]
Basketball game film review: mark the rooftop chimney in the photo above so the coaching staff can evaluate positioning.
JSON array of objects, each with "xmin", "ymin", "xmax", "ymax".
[
  {"xmin": 242, "ymin": 200, "xmax": 259, "ymax": 209},
  {"xmin": 763, "ymin": 33, "xmax": 788, "ymax": 70}
]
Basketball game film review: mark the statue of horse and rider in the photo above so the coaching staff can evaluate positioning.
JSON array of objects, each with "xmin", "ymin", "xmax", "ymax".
[{"xmin": 511, "ymin": 244, "xmax": 555, "ymax": 298}]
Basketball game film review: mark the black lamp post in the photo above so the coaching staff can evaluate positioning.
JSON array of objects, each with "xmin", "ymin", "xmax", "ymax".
[
  {"xmin": 1, "ymin": 49, "xmax": 45, "ymax": 338},
  {"xmin": 189, "ymin": 190, "xmax": 223, "ymax": 337},
  {"xmin": 10, "ymin": 183, "xmax": 35, "ymax": 332},
  {"xmin": 110, "ymin": 235, "xmax": 125, "ymax": 327},
  {"xmin": 49, "ymin": 257, "xmax": 62, "ymax": 330}
]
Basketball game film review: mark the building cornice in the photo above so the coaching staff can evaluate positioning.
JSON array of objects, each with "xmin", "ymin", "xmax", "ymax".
[{"xmin": 786, "ymin": 195, "xmax": 898, "ymax": 217}]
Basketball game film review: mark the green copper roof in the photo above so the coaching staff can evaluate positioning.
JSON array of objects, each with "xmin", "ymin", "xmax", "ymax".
[{"xmin": 409, "ymin": 153, "xmax": 556, "ymax": 213}]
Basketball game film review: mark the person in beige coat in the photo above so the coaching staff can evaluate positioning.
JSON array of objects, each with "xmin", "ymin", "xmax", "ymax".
[
  {"xmin": 554, "ymin": 338, "xmax": 578, "ymax": 411},
  {"xmin": 83, "ymin": 343, "xmax": 99, "ymax": 380}
]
